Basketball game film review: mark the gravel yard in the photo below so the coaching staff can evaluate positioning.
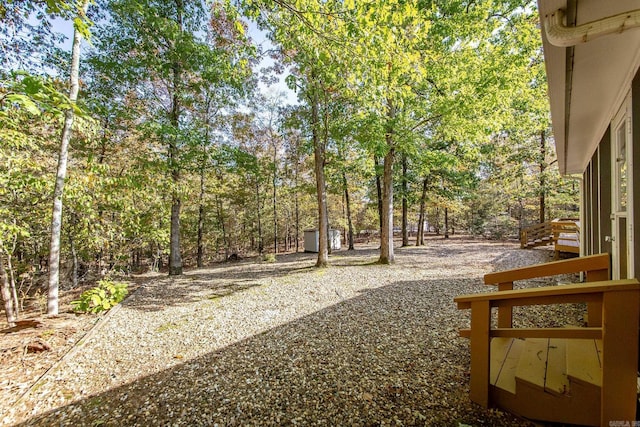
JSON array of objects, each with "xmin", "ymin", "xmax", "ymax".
[{"xmin": 3, "ymin": 237, "xmax": 579, "ymax": 426}]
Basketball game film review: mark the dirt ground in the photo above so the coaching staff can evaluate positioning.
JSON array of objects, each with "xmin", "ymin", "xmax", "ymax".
[{"xmin": 0, "ymin": 277, "xmax": 145, "ymax": 416}]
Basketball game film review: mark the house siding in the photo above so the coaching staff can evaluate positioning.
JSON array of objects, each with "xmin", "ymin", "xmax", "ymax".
[
  {"xmin": 583, "ymin": 162, "xmax": 593, "ymax": 255},
  {"xmin": 599, "ymin": 128, "xmax": 612, "ymax": 255},
  {"xmin": 583, "ymin": 129, "xmax": 610, "ymax": 257},
  {"xmin": 582, "ymin": 67, "xmax": 640, "ymax": 279}
]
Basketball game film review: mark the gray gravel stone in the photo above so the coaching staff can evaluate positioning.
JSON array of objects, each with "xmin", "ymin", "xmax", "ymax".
[{"xmin": 6, "ymin": 239, "xmax": 571, "ymax": 426}]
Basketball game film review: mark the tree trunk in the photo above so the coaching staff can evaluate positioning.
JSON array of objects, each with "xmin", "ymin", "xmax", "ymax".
[
  {"xmin": 197, "ymin": 193, "xmax": 205, "ymax": 268},
  {"xmin": 196, "ymin": 110, "xmax": 211, "ymax": 268},
  {"xmin": 4, "ymin": 247, "xmax": 19, "ymax": 318},
  {"xmin": 216, "ymin": 196, "xmax": 228, "ymax": 260},
  {"xmin": 168, "ymin": 195, "xmax": 183, "ymax": 275},
  {"xmin": 168, "ymin": 124, "xmax": 183, "ymax": 275},
  {"xmin": 168, "ymin": 0, "xmax": 184, "ymax": 276},
  {"xmin": 518, "ymin": 198, "xmax": 525, "ymax": 235},
  {"xmin": 273, "ymin": 145, "xmax": 278, "ymax": 254},
  {"xmin": 47, "ymin": 8, "xmax": 86, "ymax": 315},
  {"xmin": 310, "ymin": 86, "xmax": 328, "ymax": 267},
  {"xmin": 326, "ymin": 199, "xmax": 332, "ymax": 255},
  {"xmin": 379, "ymin": 146, "xmax": 395, "ymax": 263},
  {"xmin": 379, "ymin": 97, "xmax": 396, "ymax": 264},
  {"xmin": 539, "ymin": 130, "xmax": 546, "ymax": 224},
  {"xmin": 374, "ymin": 155, "xmax": 383, "ymax": 232},
  {"xmin": 196, "ymin": 200, "xmax": 204, "ymax": 268},
  {"xmin": 255, "ymin": 179, "xmax": 263, "ymax": 254},
  {"xmin": 5, "ymin": 234, "xmax": 19, "ymax": 316},
  {"xmin": 444, "ymin": 207, "xmax": 450, "ymax": 239},
  {"xmin": 295, "ymin": 180, "xmax": 300, "ymax": 253},
  {"xmin": 343, "ymin": 172, "xmax": 355, "ymax": 250},
  {"xmin": 69, "ymin": 229, "xmax": 78, "ymax": 288},
  {"xmin": 401, "ymin": 153, "xmax": 409, "ymax": 246},
  {"xmin": 1, "ymin": 252, "xmax": 16, "ymax": 327},
  {"xmin": 380, "ymin": 147, "xmax": 395, "ymax": 264},
  {"xmin": 416, "ymin": 177, "xmax": 428, "ymax": 246}
]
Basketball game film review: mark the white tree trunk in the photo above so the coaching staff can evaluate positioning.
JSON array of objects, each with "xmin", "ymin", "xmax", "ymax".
[{"xmin": 47, "ymin": 12, "xmax": 86, "ymax": 315}]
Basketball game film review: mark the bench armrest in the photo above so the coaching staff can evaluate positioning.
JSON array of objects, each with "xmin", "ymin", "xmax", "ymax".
[
  {"xmin": 483, "ymin": 253, "xmax": 609, "ymax": 285},
  {"xmin": 456, "ymin": 278, "xmax": 638, "ymax": 309}
]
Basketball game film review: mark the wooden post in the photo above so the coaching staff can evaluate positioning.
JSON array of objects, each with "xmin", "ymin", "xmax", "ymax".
[
  {"xmin": 497, "ymin": 282, "xmax": 513, "ymax": 328},
  {"xmin": 470, "ymin": 300, "xmax": 491, "ymax": 407},
  {"xmin": 601, "ymin": 289, "xmax": 640, "ymax": 425},
  {"xmin": 585, "ymin": 267, "xmax": 609, "ymax": 327}
]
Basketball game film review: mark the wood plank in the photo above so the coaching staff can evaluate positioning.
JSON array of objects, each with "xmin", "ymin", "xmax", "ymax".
[
  {"xmin": 555, "ymin": 244, "xmax": 580, "ymax": 253},
  {"xmin": 515, "ymin": 338, "xmax": 549, "ymax": 391},
  {"xmin": 594, "ymin": 339, "xmax": 602, "ymax": 363},
  {"xmin": 490, "ymin": 328, "xmax": 601, "ymax": 340},
  {"xmin": 545, "ymin": 338, "xmax": 569, "ymax": 397},
  {"xmin": 493, "ymin": 292, "xmax": 601, "ymax": 308},
  {"xmin": 470, "ymin": 300, "xmax": 491, "ymax": 408},
  {"xmin": 494, "ymin": 338, "xmax": 525, "ymax": 394},
  {"xmin": 490, "ymin": 338, "xmax": 513, "ymax": 385},
  {"xmin": 484, "ymin": 253, "xmax": 610, "ymax": 285},
  {"xmin": 497, "ymin": 283, "xmax": 513, "ymax": 328},
  {"xmin": 566, "ymin": 339, "xmax": 602, "ymax": 387},
  {"xmin": 585, "ymin": 267, "xmax": 608, "ymax": 326},
  {"xmin": 601, "ymin": 290, "xmax": 640, "ymax": 424},
  {"xmin": 455, "ymin": 279, "xmax": 639, "ymax": 305},
  {"xmin": 463, "ymin": 327, "xmax": 601, "ymax": 340},
  {"xmin": 491, "ymin": 380, "xmax": 600, "ymax": 426}
]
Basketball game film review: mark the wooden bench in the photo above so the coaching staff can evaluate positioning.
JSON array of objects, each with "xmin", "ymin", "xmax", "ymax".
[
  {"xmin": 455, "ymin": 279, "xmax": 640, "ymax": 425},
  {"xmin": 454, "ymin": 254, "xmax": 640, "ymax": 425},
  {"xmin": 483, "ymin": 253, "xmax": 609, "ymax": 328}
]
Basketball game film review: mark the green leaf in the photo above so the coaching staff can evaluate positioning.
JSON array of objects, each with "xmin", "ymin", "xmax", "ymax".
[
  {"xmin": 5, "ymin": 94, "xmax": 41, "ymax": 115},
  {"xmin": 23, "ymin": 76, "xmax": 44, "ymax": 95},
  {"xmin": 234, "ymin": 20, "xmax": 245, "ymax": 36},
  {"xmin": 91, "ymin": 294, "xmax": 101, "ymax": 306}
]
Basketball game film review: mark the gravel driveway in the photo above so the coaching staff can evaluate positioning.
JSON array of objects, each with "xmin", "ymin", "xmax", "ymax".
[{"xmin": 5, "ymin": 238, "xmax": 559, "ymax": 426}]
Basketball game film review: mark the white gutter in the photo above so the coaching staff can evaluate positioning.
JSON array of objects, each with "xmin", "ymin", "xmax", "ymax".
[{"xmin": 545, "ymin": 8, "xmax": 640, "ymax": 47}]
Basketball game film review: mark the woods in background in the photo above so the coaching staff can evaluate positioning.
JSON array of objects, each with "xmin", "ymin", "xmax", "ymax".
[{"xmin": 1, "ymin": 0, "xmax": 578, "ymax": 321}]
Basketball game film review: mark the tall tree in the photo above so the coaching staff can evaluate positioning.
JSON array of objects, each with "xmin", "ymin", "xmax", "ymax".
[
  {"xmin": 243, "ymin": 0, "xmax": 347, "ymax": 267},
  {"xmin": 539, "ymin": 129, "xmax": 547, "ymax": 224},
  {"xmin": 90, "ymin": 0, "xmax": 252, "ymax": 275},
  {"xmin": 47, "ymin": 0, "xmax": 90, "ymax": 315}
]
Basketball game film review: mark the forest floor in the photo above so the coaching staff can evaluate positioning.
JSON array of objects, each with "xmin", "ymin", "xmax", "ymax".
[
  {"xmin": 1, "ymin": 236, "xmax": 580, "ymax": 426},
  {"xmin": 0, "ymin": 274, "xmax": 145, "ymax": 421}
]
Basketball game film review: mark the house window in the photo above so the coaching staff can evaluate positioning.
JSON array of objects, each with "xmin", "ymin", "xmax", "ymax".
[
  {"xmin": 611, "ymin": 92, "xmax": 633, "ymax": 280},
  {"xmin": 615, "ymin": 122, "xmax": 627, "ymax": 212}
]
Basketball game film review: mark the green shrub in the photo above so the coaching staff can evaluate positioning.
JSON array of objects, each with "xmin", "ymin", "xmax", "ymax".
[
  {"xmin": 71, "ymin": 280, "xmax": 129, "ymax": 314},
  {"xmin": 262, "ymin": 253, "xmax": 276, "ymax": 263}
]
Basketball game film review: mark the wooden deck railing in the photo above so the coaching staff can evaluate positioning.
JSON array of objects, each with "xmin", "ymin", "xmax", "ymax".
[
  {"xmin": 455, "ymin": 279, "xmax": 640, "ymax": 425},
  {"xmin": 552, "ymin": 220, "xmax": 580, "ymax": 255},
  {"xmin": 520, "ymin": 221, "xmax": 553, "ymax": 249},
  {"xmin": 520, "ymin": 219, "xmax": 580, "ymax": 255},
  {"xmin": 483, "ymin": 253, "xmax": 609, "ymax": 327}
]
